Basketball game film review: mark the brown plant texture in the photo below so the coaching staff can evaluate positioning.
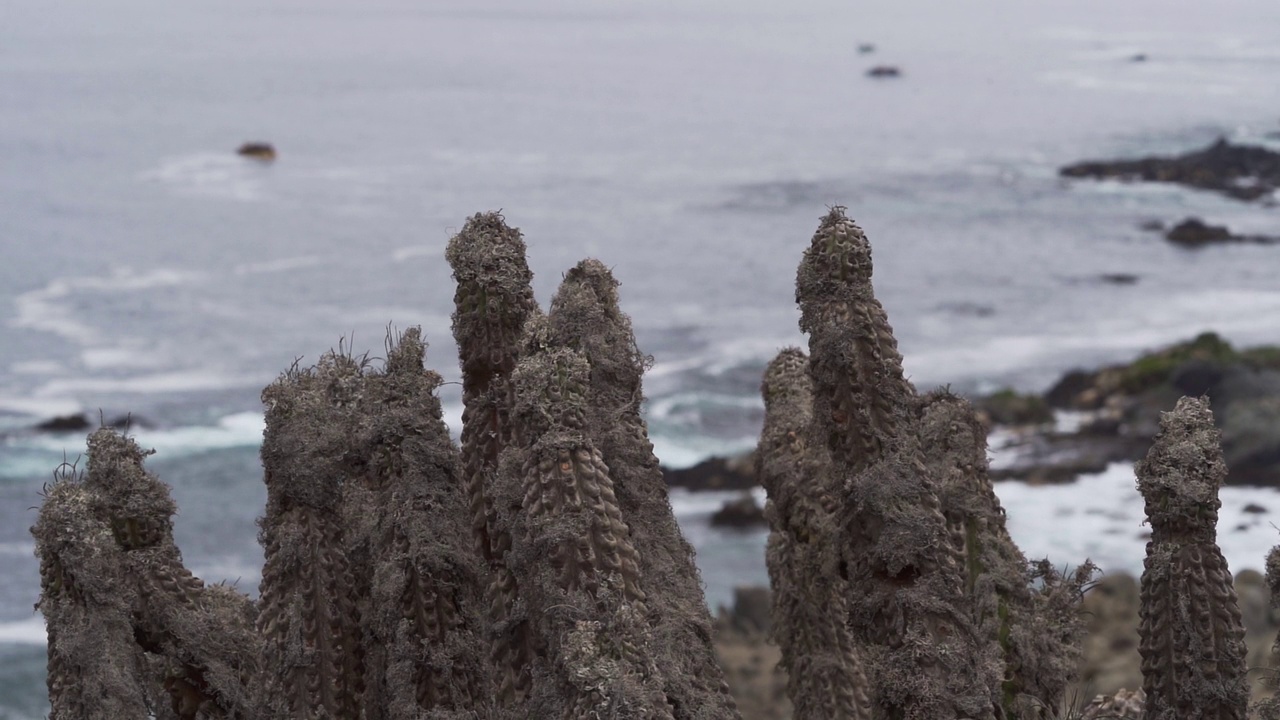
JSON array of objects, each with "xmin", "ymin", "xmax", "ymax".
[
  {"xmin": 30, "ymin": 207, "xmax": 1265, "ymax": 720},
  {"xmin": 1136, "ymin": 396, "xmax": 1248, "ymax": 720}
]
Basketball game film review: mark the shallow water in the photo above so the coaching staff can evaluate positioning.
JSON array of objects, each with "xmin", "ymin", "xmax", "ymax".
[{"xmin": 4, "ymin": 0, "xmax": 1280, "ymax": 715}]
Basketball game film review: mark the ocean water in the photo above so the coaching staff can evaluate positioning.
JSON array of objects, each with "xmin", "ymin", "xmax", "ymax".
[{"xmin": 4, "ymin": 0, "xmax": 1280, "ymax": 715}]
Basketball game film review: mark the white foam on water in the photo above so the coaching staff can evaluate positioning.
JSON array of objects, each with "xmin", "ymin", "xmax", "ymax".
[
  {"xmin": 9, "ymin": 361, "xmax": 64, "ymax": 376},
  {"xmin": 18, "ymin": 412, "xmax": 266, "ymax": 459},
  {"xmin": 995, "ymin": 462, "xmax": 1280, "ymax": 578},
  {"xmin": 0, "ymin": 542, "xmax": 34, "ymax": 558},
  {"xmin": 233, "ymin": 256, "xmax": 327, "ymax": 276},
  {"xmin": 80, "ymin": 346, "xmax": 169, "ymax": 371},
  {"xmin": 649, "ymin": 433, "xmax": 758, "ymax": 471},
  {"xmin": 0, "ymin": 617, "xmax": 46, "ymax": 646},
  {"xmin": 0, "ymin": 397, "xmax": 82, "ymax": 420},
  {"xmin": 12, "ymin": 268, "xmax": 201, "ymax": 345},
  {"xmin": 391, "ymin": 245, "xmax": 437, "ymax": 262},
  {"xmin": 139, "ymin": 153, "xmax": 268, "ymax": 201},
  {"xmin": 33, "ymin": 369, "xmax": 268, "ymax": 397}
]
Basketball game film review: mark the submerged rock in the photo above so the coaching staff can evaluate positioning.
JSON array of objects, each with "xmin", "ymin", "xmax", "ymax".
[
  {"xmin": 1060, "ymin": 137, "xmax": 1280, "ymax": 202},
  {"xmin": 663, "ymin": 454, "xmax": 756, "ymax": 491},
  {"xmin": 1163, "ymin": 217, "xmax": 1280, "ymax": 247},
  {"xmin": 710, "ymin": 493, "xmax": 767, "ymax": 528}
]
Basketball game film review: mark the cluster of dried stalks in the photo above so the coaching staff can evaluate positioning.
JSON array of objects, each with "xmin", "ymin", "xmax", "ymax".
[{"xmin": 32, "ymin": 209, "xmax": 1280, "ymax": 719}]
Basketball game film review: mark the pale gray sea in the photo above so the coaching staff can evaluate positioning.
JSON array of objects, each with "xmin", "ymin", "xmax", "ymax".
[{"xmin": 3, "ymin": 0, "xmax": 1280, "ymax": 715}]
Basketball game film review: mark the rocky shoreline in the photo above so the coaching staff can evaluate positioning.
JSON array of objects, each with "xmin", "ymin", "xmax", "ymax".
[
  {"xmin": 663, "ymin": 331, "xmax": 1280, "ymax": 493},
  {"xmin": 1060, "ymin": 137, "xmax": 1280, "ymax": 203}
]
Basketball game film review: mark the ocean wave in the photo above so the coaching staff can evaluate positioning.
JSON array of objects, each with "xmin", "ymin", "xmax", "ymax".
[
  {"xmin": 12, "ymin": 268, "xmax": 202, "ymax": 344},
  {"xmin": 139, "ymin": 153, "xmax": 268, "ymax": 201},
  {"xmin": 233, "ymin": 256, "xmax": 328, "ymax": 276},
  {"xmin": 0, "ymin": 617, "xmax": 45, "ymax": 646},
  {"xmin": 15, "ymin": 412, "xmax": 265, "ymax": 461}
]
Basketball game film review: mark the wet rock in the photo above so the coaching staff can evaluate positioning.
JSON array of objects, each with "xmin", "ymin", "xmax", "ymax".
[
  {"xmin": 1244, "ymin": 503, "xmax": 1268, "ymax": 514},
  {"xmin": 34, "ymin": 414, "xmax": 91, "ymax": 433},
  {"xmin": 1046, "ymin": 369, "xmax": 1101, "ymax": 409},
  {"xmin": 237, "ymin": 142, "xmax": 277, "ymax": 161},
  {"xmin": 1129, "ymin": 53, "xmax": 1148, "ymax": 63},
  {"xmin": 1060, "ymin": 137, "xmax": 1280, "ymax": 202},
  {"xmin": 1165, "ymin": 217, "xmax": 1280, "ymax": 247},
  {"xmin": 1138, "ymin": 219, "xmax": 1166, "ymax": 232},
  {"xmin": 857, "ymin": 43, "xmax": 876, "ymax": 54},
  {"xmin": 866, "ymin": 65, "xmax": 901, "ymax": 78},
  {"xmin": 663, "ymin": 454, "xmax": 756, "ymax": 491},
  {"xmin": 718, "ymin": 586, "xmax": 773, "ymax": 636},
  {"xmin": 710, "ymin": 493, "xmax": 767, "ymax": 529},
  {"xmin": 976, "ymin": 388, "xmax": 1053, "ymax": 426}
]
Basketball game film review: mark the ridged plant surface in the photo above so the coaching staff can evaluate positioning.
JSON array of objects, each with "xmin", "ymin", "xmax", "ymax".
[
  {"xmin": 357, "ymin": 329, "xmax": 490, "ymax": 718},
  {"xmin": 757, "ymin": 347, "xmax": 872, "ymax": 720},
  {"xmin": 33, "ymin": 429, "xmax": 259, "ymax": 720},
  {"xmin": 797, "ymin": 207, "xmax": 999, "ymax": 719},
  {"xmin": 1135, "ymin": 396, "xmax": 1248, "ymax": 720},
  {"xmin": 547, "ymin": 259, "xmax": 740, "ymax": 719},
  {"xmin": 447, "ymin": 211, "xmax": 540, "ymax": 704},
  {"xmin": 258, "ymin": 354, "xmax": 367, "ymax": 719},
  {"xmin": 496, "ymin": 337, "xmax": 672, "ymax": 719},
  {"xmin": 918, "ymin": 390, "xmax": 1091, "ymax": 718}
]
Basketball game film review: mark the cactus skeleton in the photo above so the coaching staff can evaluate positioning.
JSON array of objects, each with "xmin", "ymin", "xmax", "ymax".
[{"xmin": 30, "ymin": 208, "xmax": 1264, "ymax": 720}]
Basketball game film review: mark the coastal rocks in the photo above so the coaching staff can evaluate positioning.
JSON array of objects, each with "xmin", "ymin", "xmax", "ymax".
[
  {"xmin": 1043, "ymin": 333, "xmax": 1280, "ymax": 486},
  {"xmin": 710, "ymin": 493, "xmax": 767, "ymax": 529},
  {"xmin": 1162, "ymin": 217, "xmax": 1280, "ymax": 248},
  {"xmin": 237, "ymin": 142, "xmax": 277, "ymax": 161},
  {"xmin": 1060, "ymin": 137, "xmax": 1280, "ymax": 202},
  {"xmin": 33, "ymin": 413, "xmax": 143, "ymax": 433},
  {"xmin": 663, "ymin": 453, "xmax": 756, "ymax": 491},
  {"xmin": 975, "ymin": 388, "xmax": 1054, "ymax": 427}
]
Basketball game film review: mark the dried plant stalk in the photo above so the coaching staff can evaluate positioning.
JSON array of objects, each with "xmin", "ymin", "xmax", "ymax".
[
  {"xmin": 358, "ymin": 328, "xmax": 491, "ymax": 718},
  {"xmin": 758, "ymin": 347, "xmax": 872, "ymax": 720},
  {"xmin": 797, "ymin": 207, "xmax": 998, "ymax": 720},
  {"xmin": 447, "ymin": 211, "xmax": 540, "ymax": 704},
  {"xmin": 919, "ymin": 390, "xmax": 1092, "ymax": 718},
  {"xmin": 1135, "ymin": 396, "xmax": 1248, "ymax": 720},
  {"xmin": 497, "ymin": 333, "xmax": 672, "ymax": 719},
  {"xmin": 548, "ymin": 259, "xmax": 740, "ymax": 718},
  {"xmin": 257, "ymin": 352, "xmax": 367, "ymax": 719}
]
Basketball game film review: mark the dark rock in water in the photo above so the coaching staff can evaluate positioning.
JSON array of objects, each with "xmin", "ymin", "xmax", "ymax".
[
  {"xmin": 1099, "ymin": 273, "xmax": 1139, "ymax": 285},
  {"xmin": 237, "ymin": 142, "xmax": 277, "ymax": 161},
  {"xmin": 1138, "ymin": 218, "xmax": 1166, "ymax": 232},
  {"xmin": 1046, "ymin": 369, "xmax": 1099, "ymax": 409},
  {"xmin": 710, "ymin": 493, "xmax": 767, "ymax": 528},
  {"xmin": 1129, "ymin": 53, "xmax": 1148, "ymax": 63},
  {"xmin": 976, "ymin": 388, "xmax": 1054, "ymax": 427},
  {"xmin": 857, "ymin": 43, "xmax": 876, "ymax": 54},
  {"xmin": 1243, "ymin": 503, "xmax": 1268, "ymax": 514},
  {"xmin": 1032, "ymin": 333, "xmax": 1280, "ymax": 486},
  {"xmin": 718, "ymin": 586, "xmax": 773, "ymax": 636},
  {"xmin": 1060, "ymin": 137, "xmax": 1280, "ymax": 202},
  {"xmin": 866, "ymin": 65, "xmax": 901, "ymax": 78},
  {"xmin": 663, "ymin": 454, "xmax": 756, "ymax": 491},
  {"xmin": 34, "ymin": 413, "xmax": 146, "ymax": 433},
  {"xmin": 1165, "ymin": 217, "xmax": 1280, "ymax": 247},
  {"xmin": 35, "ymin": 414, "xmax": 90, "ymax": 432}
]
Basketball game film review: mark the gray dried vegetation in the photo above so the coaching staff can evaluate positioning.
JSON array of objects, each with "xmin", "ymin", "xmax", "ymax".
[{"xmin": 31, "ymin": 209, "xmax": 1275, "ymax": 719}]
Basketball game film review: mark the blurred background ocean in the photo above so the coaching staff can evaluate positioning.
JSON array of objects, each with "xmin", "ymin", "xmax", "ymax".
[{"xmin": 3, "ymin": 0, "xmax": 1280, "ymax": 715}]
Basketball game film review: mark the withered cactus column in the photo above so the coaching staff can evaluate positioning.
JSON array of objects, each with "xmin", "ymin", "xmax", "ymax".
[
  {"xmin": 1255, "ymin": 548, "xmax": 1280, "ymax": 720},
  {"xmin": 34, "ymin": 429, "xmax": 259, "ymax": 719},
  {"xmin": 796, "ymin": 207, "xmax": 999, "ymax": 719},
  {"xmin": 81, "ymin": 430, "xmax": 259, "ymax": 719},
  {"xmin": 257, "ymin": 353, "xmax": 367, "ymax": 718},
  {"xmin": 34, "ymin": 471, "xmax": 151, "ymax": 719},
  {"xmin": 495, "ymin": 325, "xmax": 672, "ymax": 718},
  {"xmin": 447, "ymin": 211, "xmax": 540, "ymax": 704},
  {"xmin": 1135, "ymin": 396, "xmax": 1248, "ymax": 720},
  {"xmin": 918, "ymin": 390, "xmax": 1092, "ymax": 718},
  {"xmin": 547, "ymin": 259, "xmax": 740, "ymax": 719},
  {"xmin": 361, "ymin": 328, "xmax": 492, "ymax": 718},
  {"xmin": 757, "ymin": 347, "xmax": 872, "ymax": 720}
]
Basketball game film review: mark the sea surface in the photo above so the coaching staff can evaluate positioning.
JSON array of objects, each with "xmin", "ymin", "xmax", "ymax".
[{"xmin": 3, "ymin": 0, "xmax": 1280, "ymax": 715}]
